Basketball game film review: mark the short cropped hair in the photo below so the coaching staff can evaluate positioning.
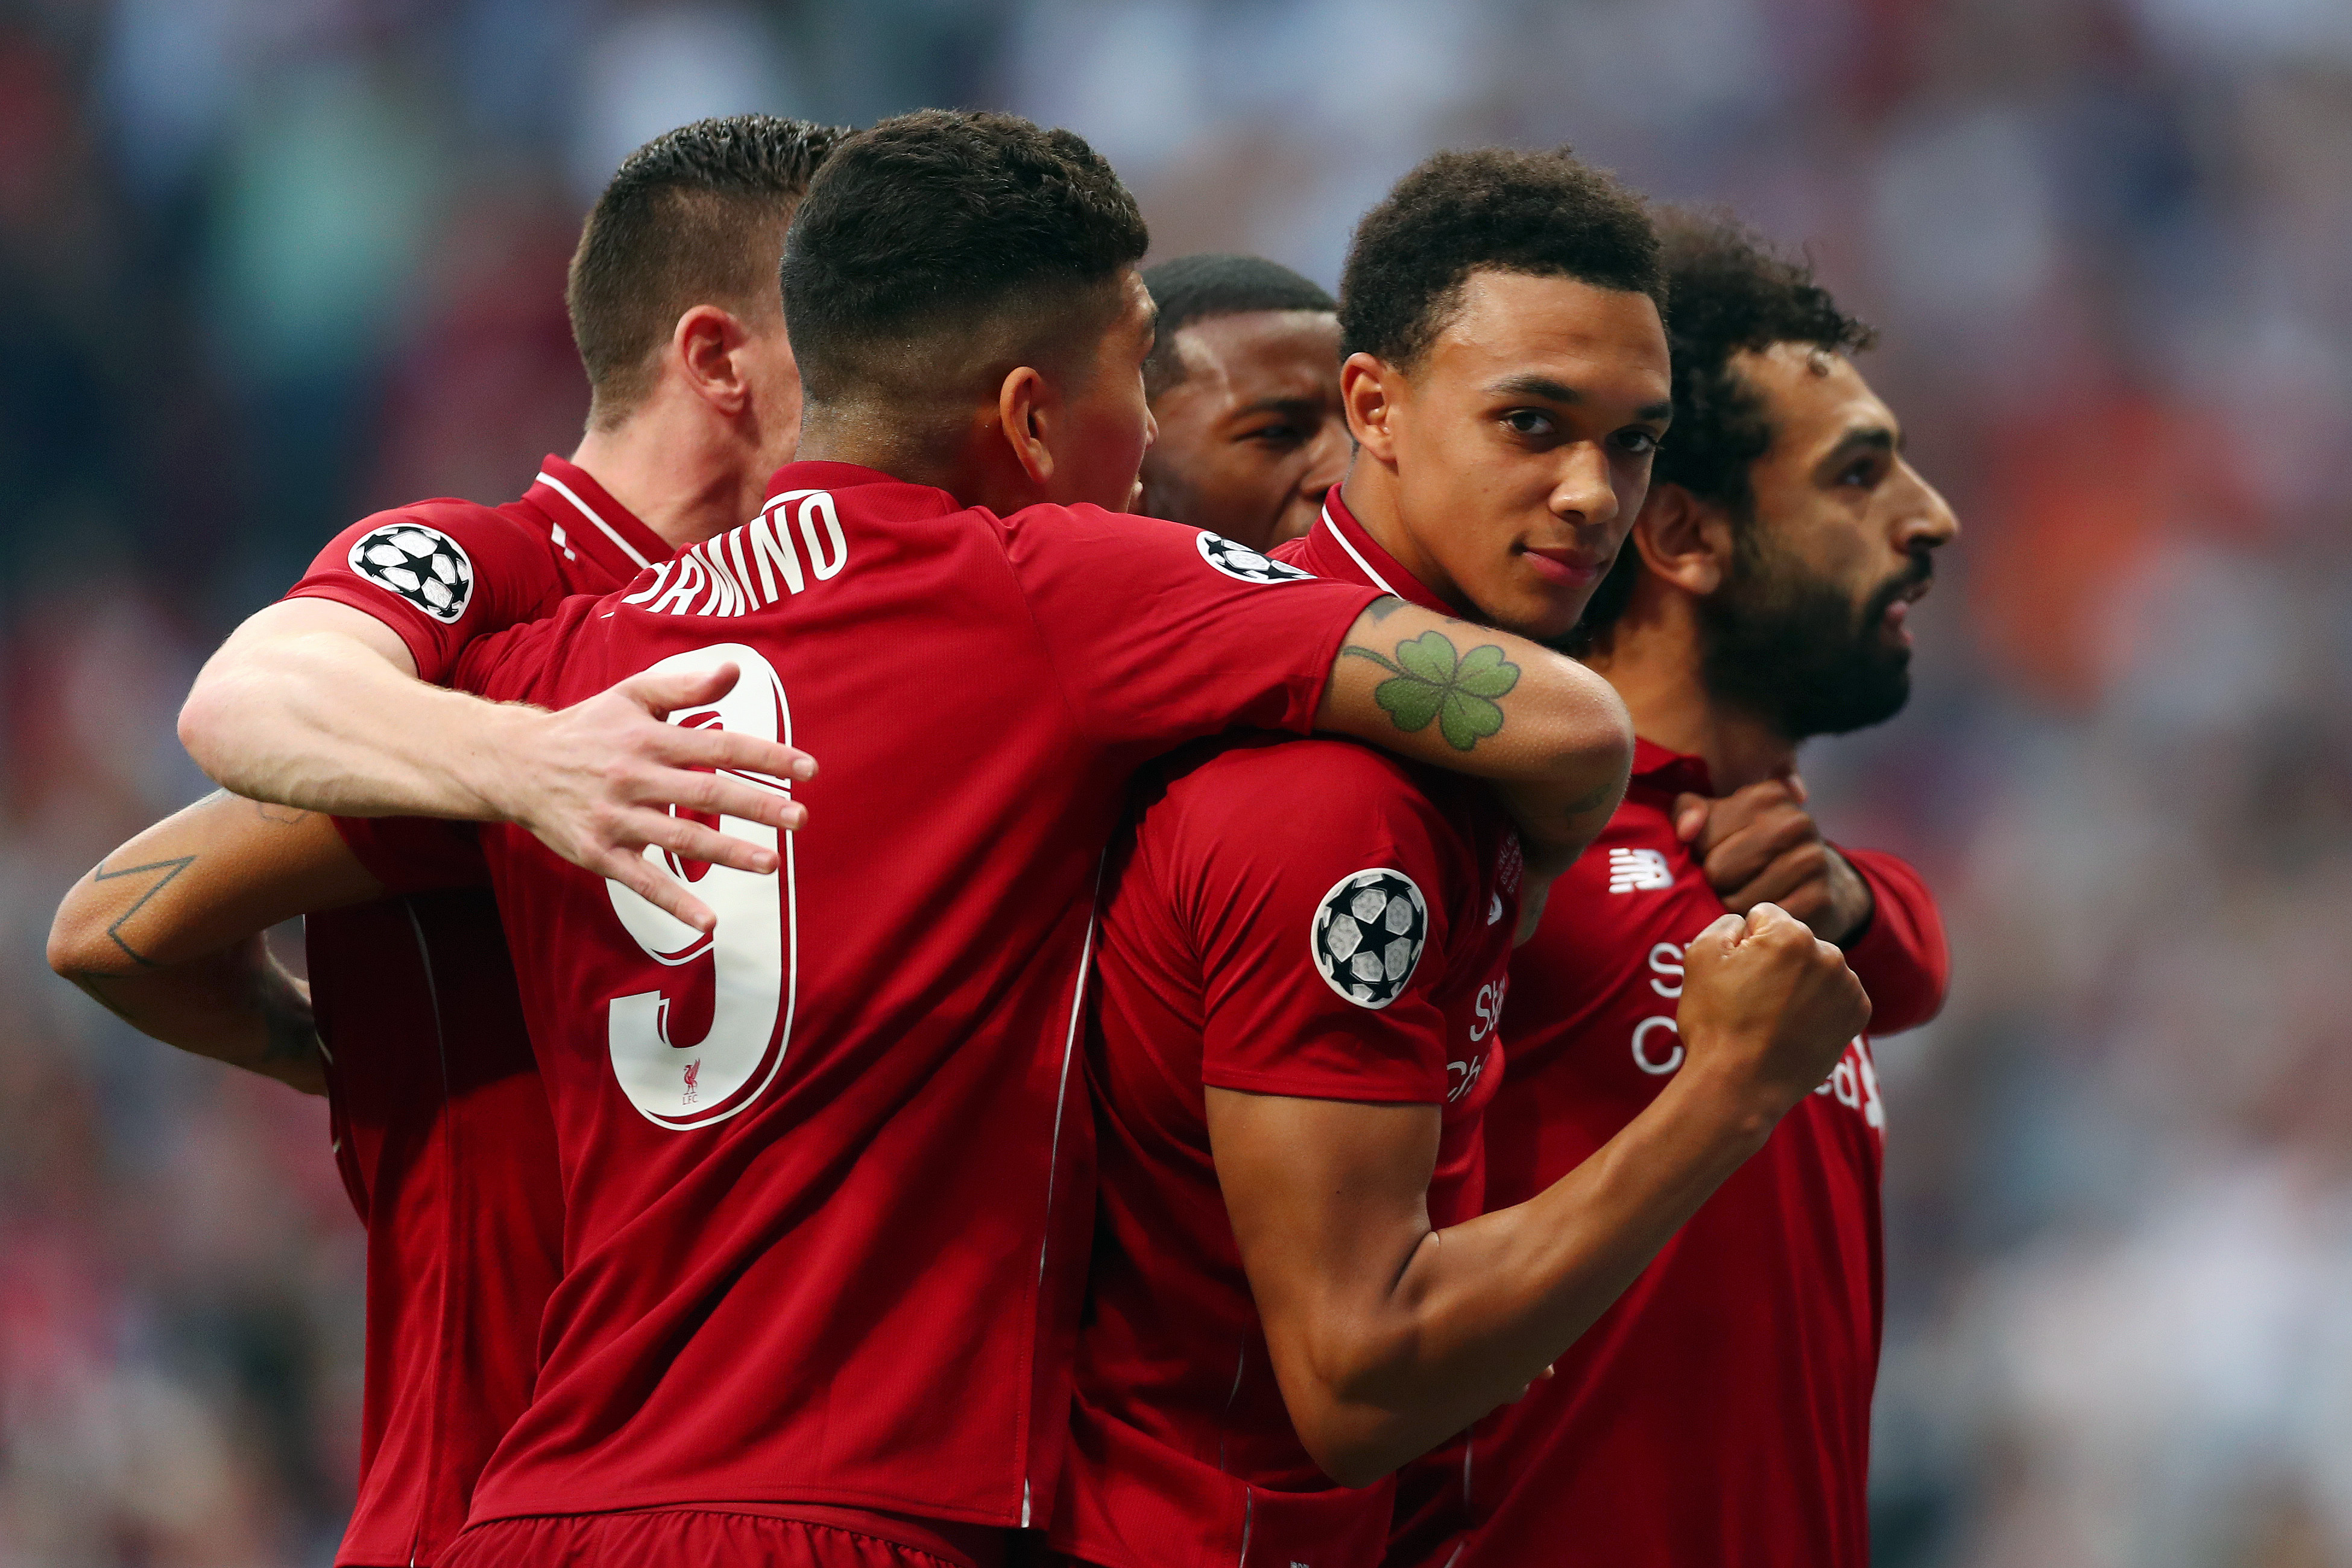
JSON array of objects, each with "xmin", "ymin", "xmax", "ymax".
[
  {"xmin": 1567, "ymin": 210, "xmax": 1876, "ymax": 652},
  {"xmin": 783, "ymin": 110, "xmax": 1149, "ymax": 411},
  {"xmin": 568, "ymin": 115, "xmax": 848, "ymax": 426},
  {"xmin": 1339, "ymin": 146, "xmax": 1664, "ymax": 369},
  {"xmin": 1141, "ymin": 254, "xmax": 1336, "ymax": 397}
]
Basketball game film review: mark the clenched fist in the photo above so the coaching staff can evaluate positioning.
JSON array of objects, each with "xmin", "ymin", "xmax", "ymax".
[{"xmin": 1674, "ymin": 902, "xmax": 1870, "ymax": 1121}]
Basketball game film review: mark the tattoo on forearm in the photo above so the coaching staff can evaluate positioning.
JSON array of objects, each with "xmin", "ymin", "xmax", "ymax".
[
  {"xmin": 84, "ymin": 854, "xmax": 197, "ymax": 969},
  {"xmin": 1342, "ymin": 629, "xmax": 1519, "ymax": 752}
]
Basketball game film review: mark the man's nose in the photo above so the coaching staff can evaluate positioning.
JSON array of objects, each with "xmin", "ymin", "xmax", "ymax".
[
  {"xmin": 1551, "ymin": 443, "xmax": 1619, "ymax": 526},
  {"xmin": 1894, "ymin": 458, "xmax": 1958, "ymax": 551}
]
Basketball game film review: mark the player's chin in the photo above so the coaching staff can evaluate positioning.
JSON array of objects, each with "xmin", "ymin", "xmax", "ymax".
[{"xmin": 1492, "ymin": 576, "xmax": 1588, "ymax": 644}]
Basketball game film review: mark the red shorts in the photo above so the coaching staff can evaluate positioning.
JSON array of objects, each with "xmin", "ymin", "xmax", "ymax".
[{"xmin": 440, "ymin": 1510, "xmax": 998, "ymax": 1568}]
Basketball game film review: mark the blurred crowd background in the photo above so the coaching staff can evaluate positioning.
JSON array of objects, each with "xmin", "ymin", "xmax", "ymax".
[{"xmin": 2, "ymin": 0, "xmax": 2348, "ymax": 1563}]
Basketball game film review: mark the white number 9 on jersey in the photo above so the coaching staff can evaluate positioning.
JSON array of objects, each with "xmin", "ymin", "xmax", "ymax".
[{"xmin": 604, "ymin": 644, "xmax": 798, "ymax": 1129}]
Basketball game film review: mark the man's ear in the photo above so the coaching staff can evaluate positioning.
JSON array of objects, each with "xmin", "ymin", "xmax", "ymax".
[
  {"xmin": 1630, "ymin": 482, "xmax": 1736, "ymax": 598},
  {"xmin": 994, "ymin": 364, "xmax": 1056, "ymax": 487},
  {"xmin": 1339, "ymin": 352, "xmax": 1402, "ymax": 464},
  {"xmin": 675, "ymin": 304, "xmax": 751, "ymax": 415}
]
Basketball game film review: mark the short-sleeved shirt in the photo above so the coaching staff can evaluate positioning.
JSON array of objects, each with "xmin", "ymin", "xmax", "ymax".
[
  {"xmin": 294, "ymin": 456, "xmax": 670, "ymax": 1566},
  {"xmin": 1046, "ymin": 494, "xmax": 1519, "ymax": 1568},
  {"xmin": 1387, "ymin": 743, "xmax": 1951, "ymax": 1568},
  {"xmin": 287, "ymin": 455, "xmax": 665, "ymax": 683},
  {"xmin": 426, "ymin": 462, "xmax": 1385, "ymax": 1537}
]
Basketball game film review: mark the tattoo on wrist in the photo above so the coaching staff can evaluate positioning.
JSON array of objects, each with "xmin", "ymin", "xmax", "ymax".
[{"xmin": 1343, "ymin": 629, "xmax": 1519, "ymax": 752}]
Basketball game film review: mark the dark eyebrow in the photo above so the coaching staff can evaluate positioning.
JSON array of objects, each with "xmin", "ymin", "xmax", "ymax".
[
  {"xmin": 1487, "ymin": 376, "xmax": 1675, "ymax": 428},
  {"xmin": 1820, "ymin": 426, "xmax": 1896, "ymax": 469},
  {"xmin": 1489, "ymin": 373, "xmax": 1581, "ymax": 403},
  {"xmin": 1227, "ymin": 394, "xmax": 1325, "ymax": 420}
]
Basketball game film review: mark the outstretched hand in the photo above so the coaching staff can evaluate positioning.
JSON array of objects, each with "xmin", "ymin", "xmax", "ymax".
[
  {"xmin": 493, "ymin": 661, "xmax": 816, "ymax": 933},
  {"xmin": 1672, "ymin": 775, "xmax": 1873, "ymax": 945}
]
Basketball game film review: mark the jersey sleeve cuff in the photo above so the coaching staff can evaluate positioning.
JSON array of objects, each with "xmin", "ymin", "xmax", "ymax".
[
  {"xmin": 282, "ymin": 585, "xmax": 451, "ymax": 685},
  {"xmin": 1200, "ymin": 1062, "xmax": 1445, "ymax": 1105},
  {"xmin": 1288, "ymin": 585, "xmax": 1389, "ymax": 733}
]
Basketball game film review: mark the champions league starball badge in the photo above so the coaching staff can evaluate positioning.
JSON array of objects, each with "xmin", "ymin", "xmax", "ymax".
[
  {"xmin": 1197, "ymin": 531, "xmax": 1314, "ymax": 585},
  {"xmin": 348, "ymin": 524, "xmax": 476, "ymax": 624},
  {"xmin": 1311, "ymin": 867, "xmax": 1430, "ymax": 1009}
]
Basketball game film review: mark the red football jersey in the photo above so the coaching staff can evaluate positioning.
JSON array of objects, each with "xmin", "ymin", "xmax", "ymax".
[
  {"xmin": 1388, "ymin": 742, "xmax": 1950, "ymax": 1568},
  {"xmin": 294, "ymin": 456, "xmax": 670, "ymax": 1566},
  {"xmin": 430, "ymin": 462, "xmax": 1386, "ymax": 1537},
  {"xmin": 1045, "ymin": 495, "xmax": 1518, "ymax": 1568}
]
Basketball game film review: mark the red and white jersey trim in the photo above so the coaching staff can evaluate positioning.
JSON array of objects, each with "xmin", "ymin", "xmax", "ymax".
[{"xmin": 535, "ymin": 467, "xmax": 654, "ymax": 570}]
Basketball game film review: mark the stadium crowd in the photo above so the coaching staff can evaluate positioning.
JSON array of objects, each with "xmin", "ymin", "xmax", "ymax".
[{"xmin": 3, "ymin": 2, "xmax": 2350, "ymax": 1567}]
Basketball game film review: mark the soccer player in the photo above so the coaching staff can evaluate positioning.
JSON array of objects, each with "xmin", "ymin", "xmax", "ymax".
[
  {"xmin": 48, "ymin": 116, "xmax": 844, "ymax": 1568},
  {"xmin": 1134, "ymin": 253, "xmax": 1349, "ymax": 550},
  {"xmin": 1046, "ymin": 151, "xmax": 1873, "ymax": 1568},
  {"xmin": 1388, "ymin": 213, "xmax": 1958, "ymax": 1568},
  {"xmin": 78, "ymin": 112, "xmax": 1635, "ymax": 1568}
]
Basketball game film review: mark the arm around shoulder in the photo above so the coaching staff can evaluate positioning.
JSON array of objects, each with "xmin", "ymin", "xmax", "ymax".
[{"xmin": 1314, "ymin": 599, "xmax": 1632, "ymax": 871}]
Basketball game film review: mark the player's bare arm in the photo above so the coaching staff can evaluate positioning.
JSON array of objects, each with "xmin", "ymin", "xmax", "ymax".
[
  {"xmin": 180, "ymin": 598, "xmax": 815, "ymax": 934},
  {"xmin": 1319, "ymin": 598, "xmax": 1633, "ymax": 882},
  {"xmin": 47, "ymin": 791, "xmax": 388, "ymax": 1095},
  {"xmin": 1672, "ymin": 775, "xmax": 1874, "ymax": 944},
  {"xmin": 1208, "ymin": 901, "xmax": 1868, "ymax": 1487}
]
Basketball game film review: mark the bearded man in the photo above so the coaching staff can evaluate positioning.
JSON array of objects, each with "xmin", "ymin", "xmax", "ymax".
[{"xmin": 1390, "ymin": 210, "xmax": 1957, "ymax": 1568}]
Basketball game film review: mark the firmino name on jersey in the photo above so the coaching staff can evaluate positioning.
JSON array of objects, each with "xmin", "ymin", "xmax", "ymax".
[{"xmin": 623, "ymin": 490, "xmax": 850, "ymax": 617}]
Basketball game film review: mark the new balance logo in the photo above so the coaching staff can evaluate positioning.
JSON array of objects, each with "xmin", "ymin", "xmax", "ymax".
[{"xmin": 1607, "ymin": 848, "xmax": 1674, "ymax": 893}]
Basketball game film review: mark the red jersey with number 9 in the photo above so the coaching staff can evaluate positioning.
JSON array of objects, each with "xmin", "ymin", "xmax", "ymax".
[{"xmin": 437, "ymin": 462, "xmax": 1384, "ymax": 1535}]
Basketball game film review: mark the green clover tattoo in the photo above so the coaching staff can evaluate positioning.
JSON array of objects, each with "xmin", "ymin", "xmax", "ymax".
[{"xmin": 1345, "ymin": 630, "xmax": 1520, "ymax": 751}]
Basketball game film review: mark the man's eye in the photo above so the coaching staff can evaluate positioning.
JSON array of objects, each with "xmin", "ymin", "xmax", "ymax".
[
  {"xmin": 1616, "ymin": 430, "xmax": 1660, "ymax": 456},
  {"xmin": 1503, "ymin": 410, "xmax": 1554, "ymax": 437},
  {"xmin": 1244, "ymin": 423, "xmax": 1304, "ymax": 446},
  {"xmin": 1839, "ymin": 458, "xmax": 1882, "ymax": 486}
]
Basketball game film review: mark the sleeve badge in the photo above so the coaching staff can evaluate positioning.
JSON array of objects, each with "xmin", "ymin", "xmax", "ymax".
[
  {"xmin": 1197, "ymin": 530, "xmax": 1314, "ymax": 585},
  {"xmin": 347, "ymin": 524, "xmax": 476, "ymax": 624},
  {"xmin": 1311, "ymin": 867, "xmax": 1429, "ymax": 1009}
]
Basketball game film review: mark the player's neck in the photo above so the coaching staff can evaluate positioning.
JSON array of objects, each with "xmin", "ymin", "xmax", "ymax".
[
  {"xmin": 1335, "ymin": 467, "xmax": 1476, "ymax": 617},
  {"xmin": 798, "ymin": 403, "xmax": 1051, "ymax": 517},
  {"xmin": 1583, "ymin": 588, "xmax": 1796, "ymax": 793},
  {"xmin": 569, "ymin": 400, "xmax": 769, "ymax": 552}
]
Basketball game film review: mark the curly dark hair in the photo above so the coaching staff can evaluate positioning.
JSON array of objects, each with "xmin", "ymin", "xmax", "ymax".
[
  {"xmin": 1566, "ymin": 209, "xmax": 1876, "ymax": 653},
  {"xmin": 783, "ymin": 110, "xmax": 1149, "ymax": 408},
  {"xmin": 1338, "ymin": 146, "xmax": 1664, "ymax": 368},
  {"xmin": 1141, "ymin": 253, "xmax": 1336, "ymax": 398},
  {"xmin": 568, "ymin": 115, "xmax": 849, "ymax": 425}
]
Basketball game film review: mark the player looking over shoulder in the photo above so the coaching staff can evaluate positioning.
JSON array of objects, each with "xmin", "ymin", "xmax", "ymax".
[
  {"xmin": 1134, "ymin": 253, "xmax": 1350, "ymax": 550},
  {"xmin": 1389, "ymin": 212, "xmax": 1958, "ymax": 1568},
  {"xmin": 47, "ymin": 115, "xmax": 844, "ymax": 1568},
  {"xmin": 1045, "ymin": 151, "xmax": 1873, "ymax": 1568}
]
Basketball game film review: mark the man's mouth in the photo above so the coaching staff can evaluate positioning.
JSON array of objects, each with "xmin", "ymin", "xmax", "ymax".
[
  {"xmin": 1876, "ymin": 571, "xmax": 1933, "ymax": 643},
  {"xmin": 1518, "ymin": 544, "xmax": 1604, "ymax": 589}
]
